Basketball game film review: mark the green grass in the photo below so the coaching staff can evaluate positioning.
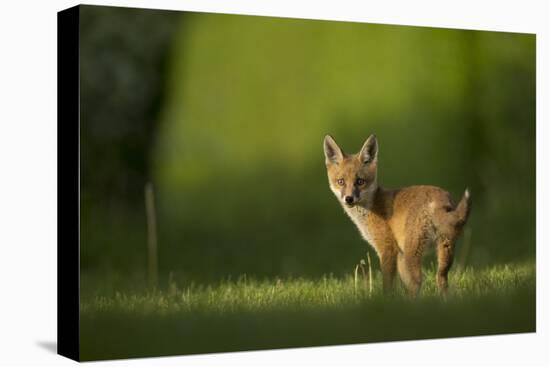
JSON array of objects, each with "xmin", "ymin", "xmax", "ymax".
[{"xmin": 80, "ymin": 263, "xmax": 536, "ymax": 361}]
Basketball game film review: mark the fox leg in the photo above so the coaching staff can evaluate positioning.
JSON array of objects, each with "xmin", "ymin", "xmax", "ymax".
[
  {"xmin": 397, "ymin": 253, "xmax": 415, "ymax": 295},
  {"xmin": 398, "ymin": 236, "xmax": 425, "ymax": 297},
  {"xmin": 379, "ymin": 245, "xmax": 398, "ymax": 294},
  {"xmin": 436, "ymin": 237, "xmax": 455, "ymax": 296}
]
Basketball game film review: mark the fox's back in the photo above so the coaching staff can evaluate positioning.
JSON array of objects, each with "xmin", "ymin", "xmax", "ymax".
[
  {"xmin": 384, "ymin": 185, "xmax": 456, "ymax": 250},
  {"xmin": 390, "ymin": 185, "xmax": 456, "ymax": 220}
]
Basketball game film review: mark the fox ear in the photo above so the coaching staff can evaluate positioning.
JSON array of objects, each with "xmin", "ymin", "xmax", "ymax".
[
  {"xmin": 324, "ymin": 135, "xmax": 344, "ymax": 165},
  {"xmin": 359, "ymin": 134, "xmax": 378, "ymax": 164}
]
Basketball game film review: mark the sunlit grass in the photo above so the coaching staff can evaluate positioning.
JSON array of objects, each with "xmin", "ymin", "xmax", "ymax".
[
  {"xmin": 81, "ymin": 263, "xmax": 535, "ymax": 315},
  {"xmin": 80, "ymin": 262, "xmax": 535, "ymax": 361}
]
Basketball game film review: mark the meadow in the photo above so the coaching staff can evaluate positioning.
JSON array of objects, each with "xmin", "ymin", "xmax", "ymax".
[
  {"xmin": 80, "ymin": 262, "xmax": 535, "ymax": 361},
  {"xmin": 77, "ymin": 7, "xmax": 536, "ymax": 361}
]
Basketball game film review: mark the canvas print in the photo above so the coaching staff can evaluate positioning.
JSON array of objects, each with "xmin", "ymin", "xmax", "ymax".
[{"xmin": 58, "ymin": 4, "xmax": 536, "ymax": 361}]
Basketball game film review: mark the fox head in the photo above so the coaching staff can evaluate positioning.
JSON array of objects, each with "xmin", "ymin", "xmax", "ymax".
[{"xmin": 323, "ymin": 134, "xmax": 379, "ymax": 208}]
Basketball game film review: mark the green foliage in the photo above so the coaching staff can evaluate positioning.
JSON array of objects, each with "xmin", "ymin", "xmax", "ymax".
[
  {"xmin": 80, "ymin": 11, "xmax": 535, "ymax": 281},
  {"xmin": 80, "ymin": 263, "xmax": 535, "ymax": 360},
  {"xmin": 78, "ymin": 11, "xmax": 536, "ymax": 361},
  {"xmin": 79, "ymin": 5, "xmax": 180, "ymax": 202},
  {"xmin": 152, "ymin": 15, "xmax": 534, "ymax": 279}
]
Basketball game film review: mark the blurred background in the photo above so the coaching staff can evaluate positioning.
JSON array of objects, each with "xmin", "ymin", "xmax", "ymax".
[{"xmin": 79, "ymin": 5, "xmax": 535, "ymax": 288}]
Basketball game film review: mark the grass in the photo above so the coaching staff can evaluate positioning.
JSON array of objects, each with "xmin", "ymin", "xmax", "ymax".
[{"xmin": 80, "ymin": 262, "xmax": 536, "ymax": 361}]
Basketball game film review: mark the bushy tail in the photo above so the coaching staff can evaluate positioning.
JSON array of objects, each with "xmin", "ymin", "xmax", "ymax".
[{"xmin": 454, "ymin": 188, "xmax": 471, "ymax": 227}]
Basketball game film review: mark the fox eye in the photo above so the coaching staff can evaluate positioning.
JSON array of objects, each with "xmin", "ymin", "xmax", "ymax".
[
  {"xmin": 337, "ymin": 178, "xmax": 345, "ymax": 186},
  {"xmin": 355, "ymin": 178, "xmax": 365, "ymax": 186}
]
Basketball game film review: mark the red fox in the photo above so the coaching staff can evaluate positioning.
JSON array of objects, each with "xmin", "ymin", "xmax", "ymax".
[{"xmin": 324, "ymin": 134, "xmax": 471, "ymax": 297}]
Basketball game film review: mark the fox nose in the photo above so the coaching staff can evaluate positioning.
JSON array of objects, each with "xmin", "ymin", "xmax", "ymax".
[{"xmin": 345, "ymin": 196, "xmax": 354, "ymax": 204}]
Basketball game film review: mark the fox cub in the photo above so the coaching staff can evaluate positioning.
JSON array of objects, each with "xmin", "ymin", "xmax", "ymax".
[{"xmin": 324, "ymin": 134, "xmax": 471, "ymax": 297}]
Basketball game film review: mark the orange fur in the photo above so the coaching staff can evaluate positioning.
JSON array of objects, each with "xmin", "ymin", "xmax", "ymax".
[{"xmin": 324, "ymin": 134, "xmax": 471, "ymax": 296}]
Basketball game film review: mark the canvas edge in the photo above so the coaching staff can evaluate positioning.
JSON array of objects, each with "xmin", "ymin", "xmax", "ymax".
[{"xmin": 57, "ymin": 4, "xmax": 81, "ymax": 362}]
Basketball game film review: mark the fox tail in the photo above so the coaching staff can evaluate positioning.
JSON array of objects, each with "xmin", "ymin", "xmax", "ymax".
[{"xmin": 454, "ymin": 188, "xmax": 471, "ymax": 227}]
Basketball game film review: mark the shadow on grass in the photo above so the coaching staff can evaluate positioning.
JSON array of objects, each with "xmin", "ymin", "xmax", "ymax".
[{"xmin": 80, "ymin": 286, "xmax": 535, "ymax": 361}]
